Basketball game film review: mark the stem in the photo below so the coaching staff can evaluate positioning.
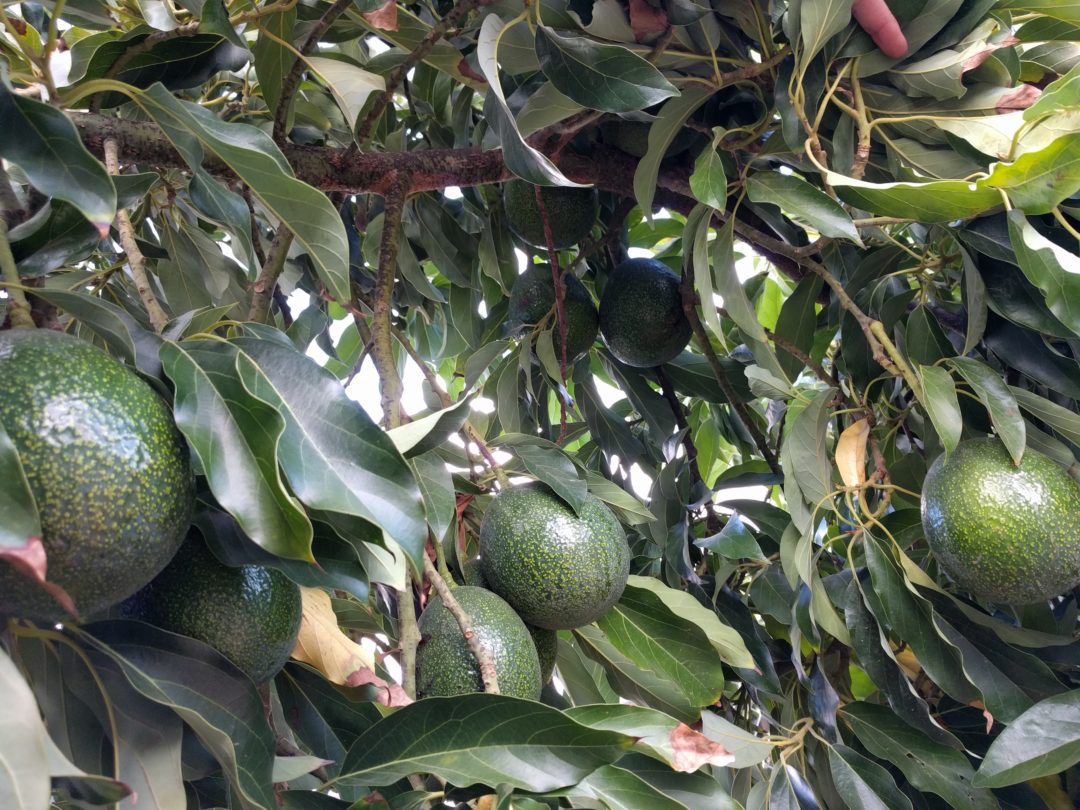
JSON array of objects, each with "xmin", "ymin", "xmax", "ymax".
[
  {"xmin": 248, "ymin": 227, "xmax": 294, "ymax": 323},
  {"xmin": 103, "ymin": 139, "xmax": 169, "ymax": 333},
  {"xmin": 533, "ymin": 186, "xmax": 569, "ymax": 444},
  {"xmin": 850, "ymin": 67, "xmax": 872, "ymax": 181},
  {"xmin": 372, "ymin": 174, "xmax": 410, "ymax": 429},
  {"xmin": 0, "ymin": 218, "xmax": 34, "ymax": 329},
  {"xmin": 0, "ymin": 164, "xmax": 26, "ymax": 227},
  {"xmin": 396, "ymin": 584, "xmax": 420, "ymax": 699},
  {"xmin": 272, "ymin": 0, "xmax": 354, "ymax": 143},
  {"xmin": 423, "ymin": 555, "xmax": 500, "ymax": 694}
]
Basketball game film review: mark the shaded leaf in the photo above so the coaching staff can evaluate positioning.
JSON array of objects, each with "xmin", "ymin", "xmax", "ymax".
[
  {"xmin": 827, "ymin": 744, "xmax": 912, "ymax": 810},
  {"xmin": 747, "ymin": 173, "xmax": 860, "ymax": 241},
  {"xmin": 633, "ymin": 85, "xmax": 712, "ymax": 218},
  {"xmin": 784, "ymin": 387, "xmax": 836, "ymax": 512},
  {"xmin": 975, "ymin": 689, "xmax": 1080, "ymax": 787},
  {"xmin": 0, "ymin": 647, "xmax": 50, "ymax": 810},
  {"xmin": 513, "ymin": 442, "xmax": 587, "ymax": 514},
  {"xmin": 560, "ymin": 764, "xmax": 688, "ymax": 809},
  {"xmin": 0, "ymin": 418, "xmax": 41, "ymax": 549},
  {"xmin": 828, "ymin": 172, "xmax": 1001, "ymax": 221},
  {"xmin": 1008, "ymin": 209, "xmax": 1080, "ymax": 338},
  {"xmin": 306, "ymin": 56, "xmax": 385, "ymax": 131}
]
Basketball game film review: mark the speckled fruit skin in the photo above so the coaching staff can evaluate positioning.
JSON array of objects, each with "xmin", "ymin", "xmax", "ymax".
[
  {"xmin": 921, "ymin": 438, "xmax": 1080, "ymax": 604},
  {"xmin": 598, "ymin": 257, "xmax": 692, "ymax": 368},
  {"xmin": 0, "ymin": 329, "xmax": 194, "ymax": 621},
  {"xmin": 503, "ymin": 180, "xmax": 598, "ymax": 250},
  {"xmin": 527, "ymin": 624, "xmax": 558, "ymax": 684},
  {"xmin": 121, "ymin": 534, "xmax": 302, "ymax": 684},
  {"xmin": 479, "ymin": 483, "xmax": 630, "ymax": 630},
  {"xmin": 508, "ymin": 265, "xmax": 599, "ymax": 364},
  {"xmin": 416, "ymin": 586, "xmax": 542, "ymax": 700}
]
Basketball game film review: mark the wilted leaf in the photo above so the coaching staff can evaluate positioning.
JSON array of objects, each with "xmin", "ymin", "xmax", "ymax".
[
  {"xmin": 836, "ymin": 417, "xmax": 869, "ymax": 487},
  {"xmin": 291, "ymin": 587, "xmax": 376, "ymax": 685}
]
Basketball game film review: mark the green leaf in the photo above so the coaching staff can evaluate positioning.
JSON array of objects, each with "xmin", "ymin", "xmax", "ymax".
[
  {"xmin": 699, "ymin": 712, "xmax": 777, "ymax": 768},
  {"xmin": 800, "ymin": 0, "xmax": 854, "ymax": 66},
  {"xmin": 633, "ymin": 85, "xmax": 712, "ymax": 219},
  {"xmin": 0, "ymin": 85, "xmax": 116, "ymax": 233},
  {"xmin": 689, "ymin": 141, "xmax": 727, "ymax": 210},
  {"xmin": 252, "ymin": 6, "xmax": 295, "ymax": 114},
  {"xmin": 411, "ymin": 451, "xmax": 455, "ymax": 542},
  {"xmin": 918, "ymin": 364, "xmax": 962, "ymax": 454},
  {"xmin": 950, "ymin": 356, "xmax": 1026, "ymax": 465},
  {"xmin": 160, "ymin": 339, "xmax": 314, "ymax": 561},
  {"xmin": 1008, "ymin": 209, "xmax": 1080, "ymax": 337},
  {"xmin": 842, "ymin": 702, "xmax": 998, "ymax": 810},
  {"xmin": 773, "ymin": 274, "xmax": 822, "ymax": 382},
  {"xmin": 131, "ymin": 83, "xmax": 349, "ymax": 302},
  {"xmin": 513, "ymin": 443, "xmax": 587, "ymax": 514},
  {"xmin": 685, "ymin": 205, "xmax": 724, "ymax": 346},
  {"xmin": 78, "ymin": 620, "xmax": 276, "ymax": 810},
  {"xmin": 748, "ymin": 173, "xmax": 859, "ymax": 242},
  {"xmin": 696, "ymin": 513, "xmax": 766, "ymax": 561},
  {"xmin": 230, "ymin": 336, "xmax": 427, "ymax": 571},
  {"xmin": 975, "ymin": 689, "xmax": 1080, "ymax": 787},
  {"xmin": 998, "ymin": 0, "xmax": 1080, "ymax": 27},
  {"xmin": 339, "ymin": 694, "xmax": 633, "ymax": 790},
  {"xmin": 1024, "ymin": 60, "xmax": 1080, "ymax": 120},
  {"xmin": 783, "ymin": 387, "xmax": 835, "ymax": 513},
  {"xmin": 306, "ymin": 56, "xmax": 385, "ymax": 132},
  {"xmin": 981, "ymin": 133, "xmax": 1080, "ymax": 213},
  {"xmin": 1010, "ymin": 385, "xmax": 1080, "ymax": 446},
  {"xmin": 560, "ymin": 764, "xmax": 688, "ymax": 810},
  {"xmin": 0, "ymin": 647, "xmax": 50, "ymax": 810},
  {"xmin": 582, "ymin": 471, "xmax": 654, "ymax": 525},
  {"xmin": 0, "ymin": 418, "xmax": 41, "ymax": 550},
  {"xmin": 534, "ymin": 26, "xmax": 677, "ymax": 113},
  {"xmin": 386, "ymin": 397, "xmax": 472, "ymax": 457},
  {"xmin": 827, "ymin": 744, "xmax": 913, "ymax": 810},
  {"xmin": 827, "ymin": 172, "xmax": 1001, "ymax": 221}
]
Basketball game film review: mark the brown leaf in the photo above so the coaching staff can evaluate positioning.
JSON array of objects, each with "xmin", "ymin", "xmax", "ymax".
[
  {"xmin": 628, "ymin": 0, "xmax": 668, "ymax": 43},
  {"xmin": 0, "ymin": 537, "xmax": 79, "ymax": 620},
  {"xmin": 457, "ymin": 59, "xmax": 486, "ymax": 84},
  {"xmin": 969, "ymin": 699, "xmax": 994, "ymax": 734},
  {"xmin": 836, "ymin": 418, "xmax": 869, "ymax": 488},
  {"xmin": 996, "ymin": 84, "xmax": 1041, "ymax": 113},
  {"xmin": 363, "ymin": 0, "xmax": 397, "ymax": 31},
  {"xmin": 290, "ymin": 587, "xmax": 375, "ymax": 685},
  {"xmin": 347, "ymin": 667, "xmax": 412, "ymax": 706},
  {"xmin": 670, "ymin": 723, "xmax": 734, "ymax": 772}
]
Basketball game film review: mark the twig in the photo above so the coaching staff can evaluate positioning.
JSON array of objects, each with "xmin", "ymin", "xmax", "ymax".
[
  {"xmin": 765, "ymin": 327, "xmax": 837, "ymax": 388},
  {"xmin": 422, "ymin": 555, "xmax": 500, "ymax": 694},
  {"xmin": 248, "ymin": 227, "xmax": 294, "ymax": 323},
  {"xmin": 354, "ymin": 0, "xmax": 494, "ymax": 143},
  {"xmin": 533, "ymin": 187, "xmax": 569, "ymax": 444},
  {"xmin": 103, "ymin": 139, "xmax": 169, "ymax": 333},
  {"xmin": 272, "ymin": 0, "xmax": 354, "ymax": 143},
  {"xmin": 371, "ymin": 173, "xmax": 410, "ymax": 428},
  {"xmin": 0, "ymin": 218, "xmax": 34, "ymax": 329}
]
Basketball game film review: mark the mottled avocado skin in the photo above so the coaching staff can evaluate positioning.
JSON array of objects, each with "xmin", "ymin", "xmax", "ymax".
[
  {"xmin": 416, "ymin": 585, "xmax": 542, "ymax": 700},
  {"xmin": 508, "ymin": 265, "xmax": 599, "ymax": 364},
  {"xmin": 121, "ymin": 534, "xmax": 302, "ymax": 684},
  {"xmin": 921, "ymin": 438, "xmax": 1080, "ymax": 604},
  {"xmin": 0, "ymin": 330, "xmax": 194, "ymax": 621},
  {"xmin": 503, "ymin": 180, "xmax": 598, "ymax": 250},
  {"xmin": 527, "ymin": 624, "xmax": 558, "ymax": 684},
  {"xmin": 598, "ymin": 257, "xmax": 692, "ymax": 368},
  {"xmin": 479, "ymin": 483, "xmax": 630, "ymax": 630}
]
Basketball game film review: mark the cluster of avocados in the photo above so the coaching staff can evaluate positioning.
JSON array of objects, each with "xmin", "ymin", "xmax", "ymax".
[
  {"xmin": 503, "ymin": 180, "xmax": 693, "ymax": 369},
  {"xmin": 0, "ymin": 329, "xmax": 301, "ymax": 685},
  {"xmin": 416, "ymin": 483, "xmax": 629, "ymax": 700}
]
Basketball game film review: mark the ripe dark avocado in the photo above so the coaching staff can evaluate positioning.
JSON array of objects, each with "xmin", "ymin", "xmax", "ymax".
[
  {"xmin": 528, "ymin": 624, "xmax": 557, "ymax": 684},
  {"xmin": 0, "ymin": 329, "xmax": 194, "ymax": 621},
  {"xmin": 921, "ymin": 438, "xmax": 1080, "ymax": 604},
  {"xmin": 503, "ymin": 180, "xmax": 598, "ymax": 250},
  {"xmin": 598, "ymin": 257, "xmax": 692, "ymax": 368},
  {"xmin": 416, "ymin": 585, "xmax": 542, "ymax": 700},
  {"xmin": 479, "ymin": 483, "xmax": 630, "ymax": 630},
  {"xmin": 508, "ymin": 265, "xmax": 599, "ymax": 364},
  {"xmin": 120, "ymin": 534, "xmax": 302, "ymax": 684}
]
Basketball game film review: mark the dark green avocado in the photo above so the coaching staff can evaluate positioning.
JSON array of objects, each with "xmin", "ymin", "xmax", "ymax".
[
  {"xmin": 508, "ymin": 265, "xmax": 599, "ymax": 364},
  {"xmin": 503, "ymin": 180, "xmax": 598, "ymax": 250},
  {"xmin": 598, "ymin": 257, "xmax": 692, "ymax": 368},
  {"xmin": 921, "ymin": 437, "xmax": 1080, "ymax": 604},
  {"xmin": 0, "ymin": 329, "xmax": 194, "ymax": 621},
  {"xmin": 416, "ymin": 585, "xmax": 542, "ymax": 700},
  {"xmin": 479, "ymin": 483, "xmax": 630, "ymax": 630},
  {"xmin": 527, "ymin": 624, "xmax": 558, "ymax": 684},
  {"xmin": 120, "ymin": 533, "xmax": 302, "ymax": 684}
]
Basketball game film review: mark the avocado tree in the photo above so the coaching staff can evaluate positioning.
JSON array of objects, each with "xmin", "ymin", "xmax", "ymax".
[{"xmin": 3, "ymin": 0, "xmax": 1080, "ymax": 804}]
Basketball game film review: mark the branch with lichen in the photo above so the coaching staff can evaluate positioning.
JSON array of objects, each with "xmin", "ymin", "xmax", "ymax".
[
  {"xmin": 372, "ymin": 173, "xmax": 410, "ymax": 429},
  {"xmin": 423, "ymin": 555, "xmax": 500, "ymax": 694}
]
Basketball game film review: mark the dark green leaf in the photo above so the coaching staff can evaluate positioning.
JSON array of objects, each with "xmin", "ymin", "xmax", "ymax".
[
  {"xmin": 339, "ymin": 694, "xmax": 633, "ymax": 791},
  {"xmin": 696, "ymin": 513, "xmax": 766, "ymax": 560},
  {"xmin": 747, "ymin": 173, "xmax": 859, "ymax": 241},
  {"xmin": 513, "ymin": 442, "xmax": 587, "ymax": 514},
  {"xmin": 783, "ymin": 387, "xmax": 835, "ymax": 513},
  {"xmin": 0, "ymin": 648, "xmax": 50, "ymax": 810},
  {"xmin": 386, "ymin": 397, "xmax": 472, "ymax": 458},
  {"xmin": 9, "ymin": 200, "xmax": 101, "ymax": 276},
  {"xmin": 950, "ymin": 356, "xmax": 1026, "ymax": 464},
  {"xmin": 0, "ymin": 418, "xmax": 41, "ymax": 549},
  {"xmin": 827, "ymin": 744, "xmax": 912, "ymax": 810},
  {"xmin": 1010, "ymin": 386, "xmax": 1080, "ymax": 446},
  {"xmin": 773, "ymin": 274, "xmax": 822, "ymax": 381},
  {"xmin": 689, "ymin": 142, "xmax": 727, "ymax": 210},
  {"xmin": 800, "ymin": 0, "xmax": 854, "ymax": 65},
  {"xmin": 252, "ymin": 6, "xmax": 296, "ymax": 114},
  {"xmin": 975, "ymin": 689, "xmax": 1080, "ymax": 787},
  {"xmin": 160, "ymin": 339, "xmax": 314, "ymax": 560},
  {"xmin": 919, "ymin": 364, "xmax": 962, "ymax": 454},
  {"xmin": 633, "ymin": 85, "xmax": 712, "ymax": 218},
  {"xmin": 0, "ymin": 85, "xmax": 115, "ymax": 232},
  {"xmin": 1008, "ymin": 209, "xmax": 1080, "ymax": 338},
  {"xmin": 582, "ymin": 470, "xmax": 654, "ymax": 525},
  {"xmin": 559, "ymin": 764, "xmax": 688, "ymax": 809},
  {"xmin": 411, "ymin": 451, "xmax": 455, "ymax": 542}
]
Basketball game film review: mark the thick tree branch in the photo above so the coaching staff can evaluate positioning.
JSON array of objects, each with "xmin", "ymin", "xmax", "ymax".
[
  {"xmin": 372, "ymin": 173, "xmax": 410, "ymax": 428},
  {"xmin": 422, "ymin": 555, "xmax": 500, "ymax": 694},
  {"xmin": 396, "ymin": 584, "xmax": 420, "ymax": 699}
]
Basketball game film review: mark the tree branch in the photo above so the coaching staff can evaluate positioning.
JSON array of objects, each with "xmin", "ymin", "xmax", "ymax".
[
  {"xmin": 0, "ymin": 218, "xmax": 34, "ymax": 329},
  {"xmin": 396, "ymin": 583, "xmax": 420, "ymax": 699},
  {"xmin": 103, "ymin": 139, "xmax": 169, "ymax": 333},
  {"xmin": 422, "ymin": 555, "xmax": 500, "ymax": 694},
  {"xmin": 248, "ymin": 227, "xmax": 294, "ymax": 323},
  {"xmin": 372, "ymin": 173, "xmax": 410, "ymax": 428}
]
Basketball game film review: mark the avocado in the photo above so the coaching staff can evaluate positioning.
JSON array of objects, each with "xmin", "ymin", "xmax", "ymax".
[
  {"xmin": 0, "ymin": 329, "xmax": 194, "ymax": 621},
  {"xmin": 527, "ymin": 624, "xmax": 557, "ymax": 684},
  {"xmin": 479, "ymin": 483, "xmax": 630, "ymax": 630},
  {"xmin": 921, "ymin": 438, "xmax": 1080, "ymax": 604},
  {"xmin": 508, "ymin": 265, "xmax": 599, "ymax": 364},
  {"xmin": 598, "ymin": 257, "xmax": 692, "ymax": 368},
  {"xmin": 120, "ymin": 533, "xmax": 302, "ymax": 684},
  {"xmin": 416, "ymin": 585, "xmax": 542, "ymax": 700},
  {"xmin": 503, "ymin": 180, "xmax": 598, "ymax": 250}
]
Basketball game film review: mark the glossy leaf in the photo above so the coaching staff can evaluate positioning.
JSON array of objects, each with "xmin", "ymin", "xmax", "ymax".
[
  {"xmin": 828, "ymin": 173, "xmax": 1001, "ymax": 221},
  {"xmin": 339, "ymin": 694, "xmax": 633, "ymax": 790},
  {"xmin": 306, "ymin": 56, "xmax": 385, "ymax": 131},
  {"xmin": 1008, "ymin": 209, "xmax": 1080, "ymax": 337},
  {"xmin": 513, "ymin": 442, "xmax": 587, "ymax": 514},
  {"xmin": 689, "ymin": 142, "xmax": 727, "ymax": 210},
  {"xmin": 252, "ymin": 6, "xmax": 296, "ymax": 114},
  {"xmin": 747, "ymin": 173, "xmax": 860, "ymax": 241},
  {"xmin": 981, "ymin": 133, "xmax": 1080, "ymax": 213},
  {"xmin": 560, "ymin": 764, "xmax": 689, "ymax": 809},
  {"xmin": 950, "ymin": 356, "xmax": 1026, "ymax": 464},
  {"xmin": 1010, "ymin": 386, "xmax": 1080, "ymax": 446},
  {"xmin": 386, "ymin": 396, "xmax": 472, "ymax": 457},
  {"xmin": 633, "ymin": 85, "xmax": 712, "ymax": 218},
  {"xmin": 975, "ymin": 689, "xmax": 1080, "ymax": 787},
  {"xmin": 827, "ymin": 744, "xmax": 912, "ymax": 810},
  {"xmin": 919, "ymin": 364, "xmax": 962, "ymax": 454}
]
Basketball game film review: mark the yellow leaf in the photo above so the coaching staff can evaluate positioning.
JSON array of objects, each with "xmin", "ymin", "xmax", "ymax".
[
  {"xmin": 290, "ymin": 587, "xmax": 375, "ymax": 685},
  {"xmin": 836, "ymin": 418, "xmax": 869, "ymax": 488}
]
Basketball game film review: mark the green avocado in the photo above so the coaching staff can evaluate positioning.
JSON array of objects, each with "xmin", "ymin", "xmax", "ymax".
[
  {"xmin": 503, "ymin": 180, "xmax": 598, "ymax": 250},
  {"xmin": 508, "ymin": 265, "xmax": 599, "ymax": 364},
  {"xmin": 0, "ymin": 329, "xmax": 194, "ymax": 621},
  {"xmin": 527, "ymin": 624, "xmax": 558, "ymax": 684},
  {"xmin": 120, "ymin": 533, "xmax": 302, "ymax": 684},
  {"xmin": 416, "ymin": 585, "xmax": 542, "ymax": 700},
  {"xmin": 479, "ymin": 483, "xmax": 630, "ymax": 630},
  {"xmin": 921, "ymin": 438, "xmax": 1080, "ymax": 604},
  {"xmin": 598, "ymin": 257, "xmax": 692, "ymax": 368}
]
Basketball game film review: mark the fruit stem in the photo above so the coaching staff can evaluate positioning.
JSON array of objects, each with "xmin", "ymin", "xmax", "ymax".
[
  {"xmin": 0, "ymin": 217, "xmax": 34, "ymax": 329},
  {"xmin": 423, "ymin": 555, "xmax": 501, "ymax": 694}
]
